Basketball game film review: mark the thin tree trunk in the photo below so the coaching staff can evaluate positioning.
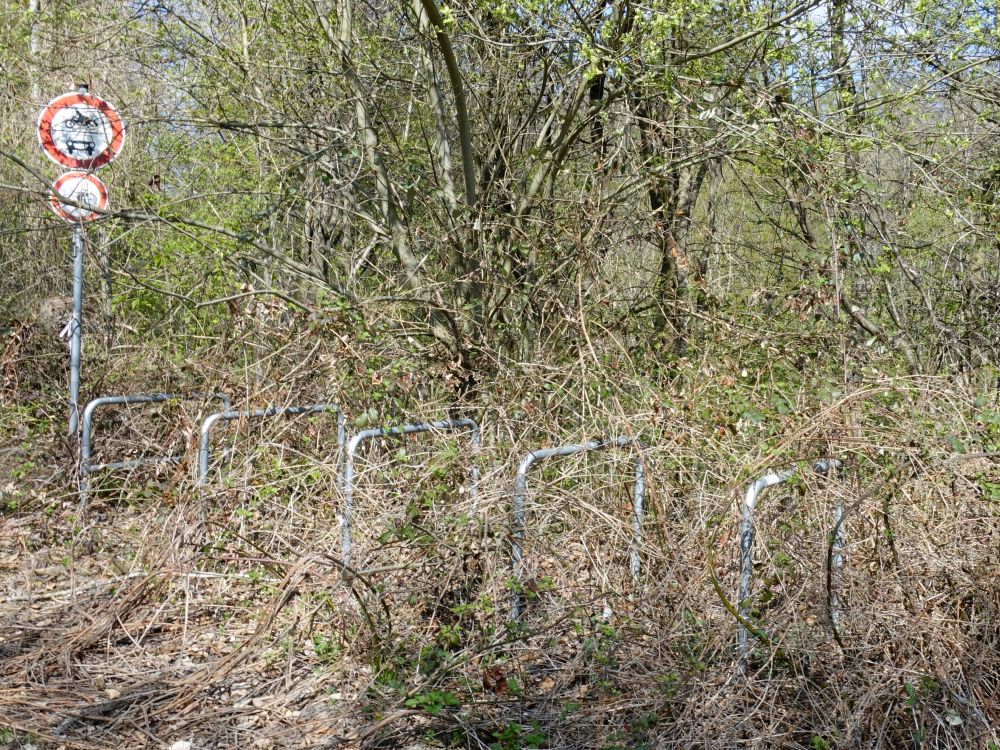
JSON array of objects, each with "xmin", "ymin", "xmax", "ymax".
[
  {"xmin": 29, "ymin": 0, "xmax": 41, "ymax": 101},
  {"xmin": 414, "ymin": 1, "xmax": 487, "ymax": 338},
  {"xmin": 312, "ymin": 0, "xmax": 460, "ymax": 354}
]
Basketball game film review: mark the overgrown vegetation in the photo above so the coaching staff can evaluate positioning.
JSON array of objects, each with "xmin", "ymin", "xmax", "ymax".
[{"xmin": 1, "ymin": 0, "xmax": 999, "ymax": 747}]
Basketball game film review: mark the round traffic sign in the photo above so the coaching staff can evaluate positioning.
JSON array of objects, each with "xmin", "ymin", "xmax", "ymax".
[
  {"xmin": 38, "ymin": 92, "xmax": 125, "ymax": 170},
  {"xmin": 49, "ymin": 172, "xmax": 109, "ymax": 223}
]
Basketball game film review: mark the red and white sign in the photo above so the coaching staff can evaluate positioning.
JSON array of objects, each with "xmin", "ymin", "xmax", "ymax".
[
  {"xmin": 38, "ymin": 92, "xmax": 125, "ymax": 170},
  {"xmin": 49, "ymin": 172, "xmax": 109, "ymax": 223}
]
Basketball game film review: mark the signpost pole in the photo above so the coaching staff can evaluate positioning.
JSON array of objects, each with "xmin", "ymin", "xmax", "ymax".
[
  {"xmin": 66, "ymin": 82, "xmax": 89, "ymax": 436},
  {"xmin": 67, "ymin": 221, "xmax": 84, "ymax": 435}
]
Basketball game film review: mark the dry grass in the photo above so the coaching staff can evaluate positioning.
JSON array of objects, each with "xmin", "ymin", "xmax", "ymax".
[{"xmin": 1, "ymin": 315, "xmax": 999, "ymax": 750}]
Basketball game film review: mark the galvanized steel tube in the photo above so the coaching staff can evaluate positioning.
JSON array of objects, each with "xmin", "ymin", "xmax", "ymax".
[
  {"xmin": 197, "ymin": 403, "xmax": 344, "ymax": 484},
  {"xmin": 511, "ymin": 437, "xmax": 646, "ymax": 621},
  {"xmin": 80, "ymin": 392, "xmax": 230, "ymax": 506},
  {"xmin": 67, "ymin": 225, "xmax": 84, "ymax": 435},
  {"xmin": 341, "ymin": 418, "xmax": 480, "ymax": 567},
  {"xmin": 738, "ymin": 459, "xmax": 841, "ymax": 666}
]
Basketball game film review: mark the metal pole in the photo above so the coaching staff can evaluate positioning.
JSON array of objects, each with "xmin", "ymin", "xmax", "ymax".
[
  {"xmin": 341, "ymin": 418, "xmax": 480, "ymax": 567},
  {"xmin": 79, "ymin": 392, "xmax": 230, "ymax": 507},
  {"xmin": 631, "ymin": 451, "xmax": 645, "ymax": 582},
  {"xmin": 738, "ymin": 459, "xmax": 841, "ymax": 667},
  {"xmin": 511, "ymin": 454, "xmax": 535, "ymax": 622},
  {"xmin": 511, "ymin": 437, "xmax": 645, "ymax": 621},
  {"xmin": 831, "ymin": 501, "xmax": 845, "ymax": 628},
  {"xmin": 197, "ymin": 404, "xmax": 344, "ymax": 484},
  {"xmin": 67, "ymin": 223, "xmax": 84, "ymax": 435}
]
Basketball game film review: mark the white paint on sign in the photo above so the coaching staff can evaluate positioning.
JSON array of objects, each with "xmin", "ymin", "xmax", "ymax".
[
  {"xmin": 38, "ymin": 92, "xmax": 125, "ymax": 170},
  {"xmin": 49, "ymin": 171, "xmax": 109, "ymax": 223}
]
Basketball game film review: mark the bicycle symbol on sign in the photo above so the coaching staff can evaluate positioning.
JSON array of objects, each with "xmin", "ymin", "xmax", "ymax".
[{"xmin": 72, "ymin": 190, "xmax": 98, "ymax": 209}]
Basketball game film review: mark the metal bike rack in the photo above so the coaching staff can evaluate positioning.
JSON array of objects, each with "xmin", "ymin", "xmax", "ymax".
[
  {"xmin": 738, "ymin": 459, "xmax": 843, "ymax": 666},
  {"xmin": 340, "ymin": 418, "xmax": 480, "ymax": 566},
  {"xmin": 511, "ymin": 437, "xmax": 646, "ymax": 621},
  {"xmin": 197, "ymin": 404, "xmax": 345, "ymax": 485},
  {"xmin": 79, "ymin": 392, "xmax": 231, "ymax": 505}
]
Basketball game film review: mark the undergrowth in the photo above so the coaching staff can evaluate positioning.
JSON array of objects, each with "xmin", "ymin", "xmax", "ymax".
[{"xmin": 1, "ymin": 305, "xmax": 998, "ymax": 750}]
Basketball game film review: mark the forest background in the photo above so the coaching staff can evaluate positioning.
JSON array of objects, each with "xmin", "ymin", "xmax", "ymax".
[{"xmin": 0, "ymin": 0, "xmax": 999, "ymax": 747}]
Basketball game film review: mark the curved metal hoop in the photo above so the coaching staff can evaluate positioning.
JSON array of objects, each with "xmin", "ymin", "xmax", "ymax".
[
  {"xmin": 197, "ymin": 404, "xmax": 345, "ymax": 484},
  {"xmin": 511, "ymin": 437, "xmax": 646, "ymax": 621},
  {"xmin": 340, "ymin": 418, "xmax": 480, "ymax": 567},
  {"xmin": 80, "ymin": 392, "xmax": 231, "ymax": 506},
  {"xmin": 738, "ymin": 459, "xmax": 843, "ymax": 667}
]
